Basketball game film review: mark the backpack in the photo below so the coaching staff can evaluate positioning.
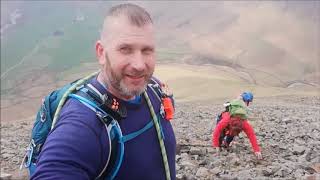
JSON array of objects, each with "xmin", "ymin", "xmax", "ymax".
[
  {"xmin": 21, "ymin": 72, "xmax": 173, "ymax": 180},
  {"xmin": 215, "ymin": 99, "xmax": 247, "ymax": 132},
  {"xmin": 228, "ymin": 99, "xmax": 247, "ymax": 119},
  {"xmin": 225, "ymin": 99, "xmax": 247, "ymax": 136}
]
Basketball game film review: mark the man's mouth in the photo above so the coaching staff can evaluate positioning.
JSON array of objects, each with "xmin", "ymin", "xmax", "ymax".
[
  {"xmin": 125, "ymin": 74, "xmax": 146, "ymax": 84},
  {"xmin": 126, "ymin": 74, "xmax": 144, "ymax": 79}
]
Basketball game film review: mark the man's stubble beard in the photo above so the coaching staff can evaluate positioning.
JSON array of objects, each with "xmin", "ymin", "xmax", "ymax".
[{"xmin": 105, "ymin": 54, "xmax": 153, "ymax": 98}]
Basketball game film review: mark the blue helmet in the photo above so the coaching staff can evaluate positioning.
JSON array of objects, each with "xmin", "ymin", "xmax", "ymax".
[{"xmin": 242, "ymin": 92, "xmax": 253, "ymax": 103}]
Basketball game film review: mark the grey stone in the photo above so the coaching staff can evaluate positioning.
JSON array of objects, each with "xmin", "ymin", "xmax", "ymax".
[
  {"xmin": 228, "ymin": 154, "xmax": 241, "ymax": 166},
  {"xmin": 180, "ymin": 160, "xmax": 196, "ymax": 168},
  {"xmin": 275, "ymin": 167, "xmax": 293, "ymax": 178},
  {"xmin": 269, "ymin": 166, "xmax": 281, "ymax": 175},
  {"xmin": 294, "ymin": 169, "xmax": 305, "ymax": 178},
  {"xmin": 1, "ymin": 153, "xmax": 11, "ymax": 159},
  {"xmin": 236, "ymin": 169, "xmax": 253, "ymax": 179},
  {"xmin": 195, "ymin": 167, "xmax": 210, "ymax": 178},
  {"xmin": 210, "ymin": 167, "xmax": 221, "ymax": 175},
  {"xmin": 176, "ymin": 174, "xmax": 186, "ymax": 180},
  {"xmin": 262, "ymin": 168, "xmax": 274, "ymax": 176},
  {"xmin": 282, "ymin": 117, "xmax": 292, "ymax": 124},
  {"xmin": 180, "ymin": 153, "xmax": 189, "ymax": 160},
  {"xmin": 176, "ymin": 155, "xmax": 181, "ymax": 161},
  {"xmin": 176, "ymin": 164, "xmax": 181, "ymax": 171},
  {"xmin": 292, "ymin": 145, "xmax": 306, "ymax": 155},
  {"xmin": 199, "ymin": 159, "xmax": 208, "ymax": 166},
  {"xmin": 274, "ymin": 169, "xmax": 284, "ymax": 177},
  {"xmin": 305, "ymin": 150, "xmax": 318, "ymax": 162},
  {"xmin": 185, "ymin": 175, "xmax": 196, "ymax": 180},
  {"xmin": 189, "ymin": 147, "xmax": 206, "ymax": 155},
  {"xmin": 279, "ymin": 145, "xmax": 288, "ymax": 150},
  {"xmin": 0, "ymin": 173, "xmax": 12, "ymax": 180},
  {"xmin": 219, "ymin": 174, "xmax": 238, "ymax": 180}
]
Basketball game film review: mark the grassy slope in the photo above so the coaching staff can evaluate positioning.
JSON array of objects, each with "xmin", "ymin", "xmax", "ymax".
[
  {"xmin": 154, "ymin": 64, "xmax": 320, "ymax": 103},
  {"xmin": 1, "ymin": 62, "xmax": 319, "ymax": 123}
]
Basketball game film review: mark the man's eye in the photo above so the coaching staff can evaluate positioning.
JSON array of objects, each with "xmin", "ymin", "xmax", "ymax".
[
  {"xmin": 142, "ymin": 48, "xmax": 154, "ymax": 55},
  {"xmin": 120, "ymin": 47, "xmax": 132, "ymax": 54}
]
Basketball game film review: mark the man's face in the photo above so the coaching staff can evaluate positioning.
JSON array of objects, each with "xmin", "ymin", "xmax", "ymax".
[{"xmin": 99, "ymin": 17, "xmax": 155, "ymax": 98}]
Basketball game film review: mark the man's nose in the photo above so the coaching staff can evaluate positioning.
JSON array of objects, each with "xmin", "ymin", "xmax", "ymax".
[{"xmin": 131, "ymin": 51, "xmax": 146, "ymax": 72}]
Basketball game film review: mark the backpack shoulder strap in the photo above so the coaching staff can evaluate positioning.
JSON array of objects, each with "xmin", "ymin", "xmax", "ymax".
[
  {"xmin": 147, "ymin": 77, "xmax": 164, "ymax": 102},
  {"xmin": 143, "ymin": 91, "xmax": 171, "ymax": 180},
  {"xmin": 86, "ymin": 83, "xmax": 127, "ymax": 120},
  {"xmin": 68, "ymin": 80, "xmax": 129, "ymax": 180},
  {"xmin": 68, "ymin": 93, "xmax": 123, "ymax": 180},
  {"xmin": 51, "ymin": 71, "xmax": 99, "ymax": 129}
]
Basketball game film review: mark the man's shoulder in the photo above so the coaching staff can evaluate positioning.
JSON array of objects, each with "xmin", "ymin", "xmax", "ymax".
[
  {"xmin": 61, "ymin": 98, "xmax": 97, "ymax": 116},
  {"xmin": 58, "ymin": 98, "xmax": 103, "ymax": 131}
]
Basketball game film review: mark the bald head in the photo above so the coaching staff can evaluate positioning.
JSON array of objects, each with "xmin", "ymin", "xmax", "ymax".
[
  {"xmin": 108, "ymin": 3, "xmax": 153, "ymax": 26},
  {"xmin": 101, "ymin": 3, "xmax": 153, "ymax": 43}
]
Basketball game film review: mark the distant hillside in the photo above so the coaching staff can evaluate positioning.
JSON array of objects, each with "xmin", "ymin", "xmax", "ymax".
[{"xmin": 141, "ymin": 1, "xmax": 320, "ymax": 86}]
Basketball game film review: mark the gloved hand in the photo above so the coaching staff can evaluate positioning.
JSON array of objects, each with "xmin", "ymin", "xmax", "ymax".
[{"xmin": 255, "ymin": 151, "xmax": 262, "ymax": 160}]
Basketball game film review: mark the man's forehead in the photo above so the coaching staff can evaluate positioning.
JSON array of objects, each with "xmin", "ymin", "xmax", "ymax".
[
  {"xmin": 114, "ymin": 32, "xmax": 155, "ymax": 48},
  {"xmin": 102, "ymin": 16, "xmax": 154, "ymax": 46}
]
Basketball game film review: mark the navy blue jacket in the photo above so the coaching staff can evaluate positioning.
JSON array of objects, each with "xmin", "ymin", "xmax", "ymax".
[{"xmin": 31, "ymin": 78, "xmax": 176, "ymax": 180}]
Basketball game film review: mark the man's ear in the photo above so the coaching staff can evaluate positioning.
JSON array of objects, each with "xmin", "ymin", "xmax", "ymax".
[{"xmin": 95, "ymin": 40, "xmax": 105, "ymax": 65}]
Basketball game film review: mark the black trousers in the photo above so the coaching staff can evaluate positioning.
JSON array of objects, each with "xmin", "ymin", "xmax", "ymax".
[{"xmin": 216, "ymin": 113, "xmax": 234, "ymax": 146}]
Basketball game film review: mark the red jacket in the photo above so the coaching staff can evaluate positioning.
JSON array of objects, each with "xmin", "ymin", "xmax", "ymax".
[{"xmin": 212, "ymin": 112, "xmax": 260, "ymax": 152}]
